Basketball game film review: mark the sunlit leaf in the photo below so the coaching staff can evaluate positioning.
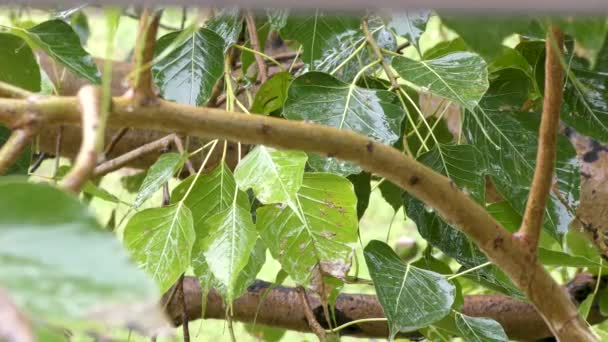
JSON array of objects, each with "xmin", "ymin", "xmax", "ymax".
[
  {"xmin": 455, "ymin": 314, "xmax": 508, "ymax": 342},
  {"xmin": 283, "ymin": 72, "xmax": 405, "ymax": 175},
  {"xmin": 123, "ymin": 204, "xmax": 195, "ymax": 292},
  {"xmin": 134, "ymin": 153, "xmax": 184, "ymax": 208},
  {"xmin": 364, "ymin": 240, "xmax": 454, "ymax": 338},
  {"xmin": 23, "ymin": 20, "xmax": 100, "ymax": 83},
  {"xmin": 257, "ymin": 173, "xmax": 358, "ymax": 285},
  {"xmin": 234, "ymin": 146, "xmax": 307, "ymax": 208},
  {"xmin": 0, "ymin": 180, "xmax": 157, "ymax": 320},
  {"xmin": 153, "ymin": 28, "xmax": 224, "ymax": 106}
]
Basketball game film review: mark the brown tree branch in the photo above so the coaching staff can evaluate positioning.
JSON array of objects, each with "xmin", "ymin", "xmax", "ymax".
[
  {"xmin": 517, "ymin": 26, "xmax": 565, "ymax": 249},
  {"xmin": 0, "ymin": 128, "xmax": 34, "ymax": 175},
  {"xmin": 162, "ymin": 274, "xmax": 604, "ymax": 341},
  {"xmin": 0, "ymin": 93, "xmax": 594, "ymax": 340},
  {"xmin": 131, "ymin": 8, "xmax": 163, "ymax": 103},
  {"xmin": 297, "ymin": 286, "xmax": 327, "ymax": 342},
  {"xmin": 61, "ymin": 86, "xmax": 103, "ymax": 192},
  {"xmin": 362, "ymin": 19, "xmax": 399, "ymax": 90},
  {"xmin": 245, "ymin": 10, "xmax": 268, "ymax": 82}
]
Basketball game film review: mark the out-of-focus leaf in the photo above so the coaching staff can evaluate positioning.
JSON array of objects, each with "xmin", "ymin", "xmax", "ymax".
[
  {"xmin": 386, "ymin": 10, "xmax": 431, "ymax": 53},
  {"xmin": 251, "ymin": 71, "xmax": 293, "ymax": 115},
  {"xmin": 379, "ymin": 181, "xmax": 403, "ymax": 212},
  {"xmin": 22, "ymin": 20, "xmax": 100, "ymax": 83},
  {"xmin": 257, "ymin": 173, "xmax": 358, "ymax": 285},
  {"xmin": 134, "ymin": 153, "xmax": 184, "ymax": 208},
  {"xmin": 153, "ymin": 28, "xmax": 224, "ymax": 106},
  {"xmin": 283, "ymin": 72, "xmax": 405, "ymax": 175},
  {"xmin": 0, "ymin": 180, "xmax": 157, "ymax": 321},
  {"xmin": 244, "ymin": 323, "xmax": 286, "ymax": 342},
  {"xmin": 70, "ymin": 11, "xmax": 89, "ymax": 45},
  {"xmin": 0, "ymin": 33, "xmax": 41, "ymax": 92},
  {"xmin": 557, "ymin": 18, "xmax": 608, "ymax": 67},
  {"xmin": 455, "ymin": 313, "xmax": 508, "ymax": 342},
  {"xmin": 82, "ymin": 182, "xmax": 119, "ymax": 203},
  {"xmin": 364, "ymin": 240, "xmax": 454, "ymax": 338},
  {"xmin": 267, "ymin": 9, "xmax": 289, "ymax": 30},
  {"xmin": 123, "ymin": 204, "xmax": 195, "ymax": 292},
  {"xmin": 205, "ymin": 7, "xmax": 242, "ymax": 51}
]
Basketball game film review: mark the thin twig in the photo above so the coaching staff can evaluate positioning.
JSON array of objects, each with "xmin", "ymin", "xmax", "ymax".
[
  {"xmin": 296, "ymin": 286, "xmax": 326, "ymax": 342},
  {"xmin": 93, "ymin": 134, "xmax": 175, "ymax": 177},
  {"xmin": 132, "ymin": 8, "xmax": 163, "ymax": 103},
  {"xmin": 362, "ymin": 18, "xmax": 399, "ymax": 90},
  {"xmin": 61, "ymin": 86, "xmax": 102, "ymax": 192},
  {"xmin": 516, "ymin": 26, "xmax": 564, "ymax": 250},
  {"xmin": 171, "ymin": 135, "xmax": 195, "ymax": 175},
  {"xmin": 0, "ymin": 129, "xmax": 34, "ymax": 175},
  {"xmin": 103, "ymin": 127, "xmax": 130, "ymax": 158},
  {"xmin": 245, "ymin": 10, "xmax": 268, "ymax": 82},
  {"xmin": 29, "ymin": 152, "xmax": 49, "ymax": 173},
  {"xmin": 53, "ymin": 125, "xmax": 63, "ymax": 179},
  {"xmin": 177, "ymin": 274, "xmax": 190, "ymax": 342}
]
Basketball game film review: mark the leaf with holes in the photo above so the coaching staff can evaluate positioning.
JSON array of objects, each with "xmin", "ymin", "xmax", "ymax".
[
  {"xmin": 0, "ymin": 181, "xmax": 157, "ymax": 321},
  {"xmin": 364, "ymin": 240, "xmax": 455, "ymax": 338},
  {"xmin": 392, "ymin": 52, "xmax": 489, "ymax": 110},
  {"xmin": 22, "ymin": 19, "xmax": 100, "ymax": 83},
  {"xmin": 234, "ymin": 146, "xmax": 307, "ymax": 209},
  {"xmin": 172, "ymin": 162, "xmax": 249, "ymax": 236},
  {"xmin": 123, "ymin": 204, "xmax": 195, "ymax": 293},
  {"xmin": 455, "ymin": 313, "xmax": 508, "ymax": 342},
  {"xmin": 256, "ymin": 173, "xmax": 358, "ymax": 285},
  {"xmin": 283, "ymin": 72, "xmax": 405, "ymax": 175},
  {"xmin": 199, "ymin": 203, "xmax": 257, "ymax": 303},
  {"xmin": 153, "ymin": 28, "xmax": 224, "ymax": 106},
  {"xmin": 205, "ymin": 7, "xmax": 242, "ymax": 51},
  {"xmin": 134, "ymin": 153, "xmax": 184, "ymax": 208}
]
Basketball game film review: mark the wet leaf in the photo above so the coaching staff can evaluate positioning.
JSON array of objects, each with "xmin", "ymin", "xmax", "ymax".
[
  {"xmin": 251, "ymin": 71, "xmax": 293, "ymax": 115},
  {"xmin": 205, "ymin": 7, "xmax": 242, "ymax": 51},
  {"xmin": 134, "ymin": 153, "xmax": 184, "ymax": 208},
  {"xmin": 153, "ymin": 28, "xmax": 224, "ymax": 106},
  {"xmin": 257, "ymin": 173, "xmax": 358, "ymax": 285},
  {"xmin": 455, "ymin": 313, "xmax": 508, "ymax": 342},
  {"xmin": 364, "ymin": 240, "xmax": 454, "ymax": 338},
  {"xmin": 24, "ymin": 20, "xmax": 100, "ymax": 83},
  {"xmin": 386, "ymin": 10, "xmax": 430, "ymax": 53},
  {"xmin": 0, "ymin": 180, "xmax": 157, "ymax": 320},
  {"xmin": 283, "ymin": 72, "xmax": 405, "ymax": 175},
  {"xmin": 348, "ymin": 171, "xmax": 371, "ymax": 219},
  {"xmin": 123, "ymin": 204, "xmax": 194, "ymax": 292}
]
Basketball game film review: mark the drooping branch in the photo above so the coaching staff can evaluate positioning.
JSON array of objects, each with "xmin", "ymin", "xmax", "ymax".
[
  {"xmin": 0, "ymin": 92, "xmax": 595, "ymax": 339},
  {"xmin": 61, "ymin": 86, "xmax": 103, "ymax": 192},
  {"xmin": 131, "ymin": 8, "xmax": 163, "ymax": 103},
  {"xmin": 517, "ymin": 26, "xmax": 565, "ymax": 249},
  {"xmin": 161, "ymin": 274, "xmax": 604, "ymax": 341}
]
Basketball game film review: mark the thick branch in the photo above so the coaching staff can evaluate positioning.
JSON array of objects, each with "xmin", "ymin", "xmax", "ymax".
[
  {"xmin": 61, "ymin": 86, "xmax": 103, "ymax": 192},
  {"xmin": 132, "ymin": 9, "xmax": 162, "ymax": 102},
  {"xmin": 517, "ymin": 26, "xmax": 565, "ymax": 249},
  {"xmin": 245, "ymin": 11, "xmax": 268, "ymax": 82},
  {"xmin": 0, "ymin": 129, "xmax": 34, "ymax": 175},
  {"xmin": 0, "ymin": 81, "xmax": 33, "ymax": 99},
  {"xmin": 162, "ymin": 274, "xmax": 603, "ymax": 341}
]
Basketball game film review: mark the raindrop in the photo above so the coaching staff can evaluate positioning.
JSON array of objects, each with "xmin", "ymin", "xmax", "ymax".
[{"xmin": 424, "ymin": 205, "xmax": 434, "ymax": 213}]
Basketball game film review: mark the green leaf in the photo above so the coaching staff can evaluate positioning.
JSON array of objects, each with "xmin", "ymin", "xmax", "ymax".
[
  {"xmin": 392, "ymin": 52, "xmax": 489, "ymax": 111},
  {"xmin": 82, "ymin": 181, "xmax": 119, "ymax": 203},
  {"xmin": 257, "ymin": 173, "xmax": 358, "ymax": 284},
  {"xmin": 251, "ymin": 71, "xmax": 294, "ymax": 115},
  {"xmin": 557, "ymin": 18, "xmax": 608, "ymax": 67},
  {"xmin": 199, "ymin": 204, "xmax": 257, "ymax": 303},
  {"xmin": 205, "ymin": 7, "xmax": 243, "ymax": 51},
  {"xmin": 348, "ymin": 171, "xmax": 371, "ymax": 219},
  {"xmin": 69, "ymin": 11, "xmax": 90, "ymax": 45},
  {"xmin": 244, "ymin": 323, "xmax": 286, "ymax": 342},
  {"xmin": 172, "ymin": 162, "xmax": 249, "ymax": 236},
  {"xmin": 134, "ymin": 153, "xmax": 184, "ymax": 208},
  {"xmin": 24, "ymin": 20, "xmax": 100, "ymax": 83},
  {"xmin": 455, "ymin": 314, "xmax": 508, "ymax": 342},
  {"xmin": 538, "ymin": 248, "xmax": 603, "ymax": 268},
  {"xmin": 123, "ymin": 204, "xmax": 195, "ymax": 292},
  {"xmin": 379, "ymin": 181, "xmax": 403, "ymax": 212},
  {"xmin": 364, "ymin": 240, "xmax": 455, "ymax": 337},
  {"xmin": 280, "ymin": 12, "xmax": 360, "ymax": 70},
  {"xmin": 386, "ymin": 10, "xmax": 430, "ymax": 53},
  {"xmin": 267, "ymin": 9, "xmax": 289, "ymax": 30},
  {"xmin": 0, "ymin": 33, "xmax": 41, "ymax": 92},
  {"xmin": 234, "ymin": 146, "xmax": 307, "ymax": 208},
  {"xmin": 283, "ymin": 72, "xmax": 405, "ymax": 175},
  {"xmin": 439, "ymin": 16, "xmax": 535, "ymax": 61},
  {"xmin": 463, "ymin": 110, "xmax": 579, "ymax": 240},
  {"xmin": 0, "ymin": 180, "xmax": 156, "ymax": 320},
  {"xmin": 153, "ymin": 28, "xmax": 224, "ymax": 106}
]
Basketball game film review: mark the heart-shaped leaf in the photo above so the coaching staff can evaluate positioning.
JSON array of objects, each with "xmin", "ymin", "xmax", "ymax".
[
  {"xmin": 283, "ymin": 72, "xmax": 405, "ymax": 175},
  {"xmin": 364, "ymin": 240, "xmax": 455, "ymax": 338},
  {"xmin": 455, "ymin": 313, "xmax": 508, "ymax": 342},
  {"xmin": 123, "ymin": 204, "xmax": 195, "ymax": 292},
  {"xmin": 153, "ymin": 28, "xmax": 224, "ymax": 106},
  {"xmin": 256, "ymin": 173, "xmax": 358, "ymax": 284},
  {"xmin": 134, "ymin": 153, "xmax": 184, "ymax": 208}
]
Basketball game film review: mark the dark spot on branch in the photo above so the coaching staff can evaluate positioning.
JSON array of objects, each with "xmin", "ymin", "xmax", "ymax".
[
  {"xmin": 581, "ymin": 171, "xmax": 591, "ymax": 179},
  {"xmin": 582, "ymin": 151, "xmax": 599, "ymax": 163},
  {"xmin": 493, "ymin": 236, "xmax": 504, "ymax": 250},
  {"xmin": 366, "ymin": 141, "xmax": 374, "ymax": 152},
  {"xmin": 261, "ymin": 123, "xmax": 271, "ymax": 134},
  {"xmin": 563, "ymin": 126, "xmax": 573, "ymax": 138},
  {"xmin": 247, "ymin": 280, "xmax": 271, "ymax": 293},
  {"xmin": 312, "ymin": 306, "xmax": 362, "ymax": 334},
  {"xmin": 409, "ymin": 175, "xmax": 419, "ymax": 186},
  {"xmin": 327, "ymin": 152, "xmax": 335, "ymax": 158}
]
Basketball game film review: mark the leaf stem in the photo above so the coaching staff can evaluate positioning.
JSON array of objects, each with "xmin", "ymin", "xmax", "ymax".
[
  {"xmin": 446, "ymin": 261, "xmax": 492, "ymax": 281},
  {"xmin": 234, "ymin": 44, "xmax": 284, "ymax": 69},
  {"xmin": 326, "ymin": 317, "xmax": 388, "ymax": 334}
]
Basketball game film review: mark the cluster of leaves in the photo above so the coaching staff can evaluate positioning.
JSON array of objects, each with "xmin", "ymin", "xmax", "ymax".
[{"xmin": 3, "ymin": 5, "xmax": 608, "ymax": 341}]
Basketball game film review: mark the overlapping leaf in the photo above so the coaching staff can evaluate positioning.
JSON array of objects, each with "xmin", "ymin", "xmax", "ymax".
[
  {"xmin": 123, "ymin": 204, "xmax": 195, "ymax": 292},
  {"xmin": 364, "ymin": 240, "xmax": 455, "ymax": 338},
  {"xmin": 134, "ymin": 153, "xmax": 184, "ymax": 208},
  {"xmin": 251, "ymin": 71, "xmax": 293, "ymax": 115},
  {"xmin": 283, "ymin": 72, "xmax": 405, "ymax": 175},
  {"xmin": 455, "ymin": 314, "xmax": 508, "ymax": 342},
  {"xmin": 153, "ymin": 28, "xmax": 224, "ymax": 106},
  {"xmin": 0, "ymin": 181, "xmax": 156, "ymax": 320},
  {"xmin": 386, "ymin": 10, "xmax": 430, "ymax": 53},
  {"xmin": 205, "ymin": 7, "xmax": 242, "ymax": 51},
  {"xmin": 256, "ymin": 173, "xmax": 358, "ymax": 284},
  {"xmin": 22, "ymin": 19, "xmax": 100, "ymax": 83}
]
